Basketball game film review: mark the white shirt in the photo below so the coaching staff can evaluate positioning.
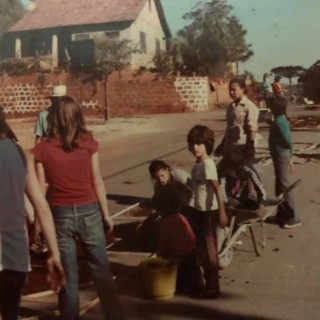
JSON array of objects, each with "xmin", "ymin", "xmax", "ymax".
[
  {"xmin": 189, "ymin": 158, "xmax": 218, "ymax": 211},
  {"xmin": 224, "ymin": 95, "xmax": 259, "ymax": 152}
]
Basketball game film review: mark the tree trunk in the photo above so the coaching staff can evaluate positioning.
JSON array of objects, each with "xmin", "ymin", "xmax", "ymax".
[{"xmin": 104, "ymin": 76, "xmax": 109, "ymax": 121}]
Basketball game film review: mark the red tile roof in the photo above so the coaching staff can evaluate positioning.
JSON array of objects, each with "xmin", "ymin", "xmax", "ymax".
[{"xmin": 10, "ymin": 0, "xmax": 147, "ymax": 32}]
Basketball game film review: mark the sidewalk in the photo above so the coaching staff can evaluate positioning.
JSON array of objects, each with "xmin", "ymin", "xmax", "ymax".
[{"xmin": 8, "ymin": 115, "xmax": 161, "ymax": 151}]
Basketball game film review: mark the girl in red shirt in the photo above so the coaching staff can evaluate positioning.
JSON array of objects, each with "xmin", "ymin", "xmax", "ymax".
[{"xmin": 33, "ymin": 96, "xmax": 125, "ymax": 320}]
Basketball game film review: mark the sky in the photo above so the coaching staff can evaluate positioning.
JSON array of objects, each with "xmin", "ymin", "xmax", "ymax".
[
  {"xmin": 21, "ymin": 0, "xmax": 320, "ymax": 81},
  {"xmin": 161, "ymin": 0, "xmax": 320, "ymax": 81}
]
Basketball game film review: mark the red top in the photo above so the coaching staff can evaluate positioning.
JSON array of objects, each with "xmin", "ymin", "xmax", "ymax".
[
  {"xmin": 157, "ymin": 213, "xmax": 196, "ymax": 258},
  {"xmin": 33, "ymin": 134, "xmax": 98, "ymax": 206}
]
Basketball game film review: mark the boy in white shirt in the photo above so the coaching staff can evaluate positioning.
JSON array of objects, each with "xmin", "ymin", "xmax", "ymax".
[{"xmin": 186, "ymin": 125, "xmax": 228, "ymax": 299}]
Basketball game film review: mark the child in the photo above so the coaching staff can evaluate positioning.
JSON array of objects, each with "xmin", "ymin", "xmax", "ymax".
[
  {"xmin": 153, "ymin": 186, "xmax": 203, "ymax": 295},
  {"xmin": 272, "ymin": 75, "xmax": 285, "ymax": 97},
  {"xmin": 140, "ymin": 160, "xmax": 193, "ymax": 253},
  {"xmin": 268, "ymin": 97, "xmax": 301, "ymax": 228},
  {"xmin": 215, "ymin": 78, "xmax": 259, "ymax": 164},
  {"xmin": 149, "ymin": 160, "xmax": 192, "ymax": 207},
  {"xmin": 186, "ymin": 125, "xmax": 228, "ymax": 299}
]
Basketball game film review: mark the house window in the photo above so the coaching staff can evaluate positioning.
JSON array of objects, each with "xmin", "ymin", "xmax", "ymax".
[
  {"xmin": 155, "ymin": 39, "xmax": 161, "ymax": 53},
  {"xmin": 148, "ymin": 0, "xmax": 152, "ymax": 11},
  {"xmin": 140, "ymin": 32, "xmax": 147, "ymax": 53},
  {"xmin": 73, "ymin": 33, "xmax": 91, "ymax": 41},
  {"xmin": 105, "ymin": 31, "xmax": 120, "ymax": 39}
]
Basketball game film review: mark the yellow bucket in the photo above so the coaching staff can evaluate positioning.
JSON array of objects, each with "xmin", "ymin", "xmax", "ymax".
[{"xmin": 140, "ymin": 257, "xmax": 178, "ymax": 300}]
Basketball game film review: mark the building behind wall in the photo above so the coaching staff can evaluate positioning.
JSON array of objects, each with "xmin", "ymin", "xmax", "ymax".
[{"xmin": 0, "ymin": 0, "xmax": 171, "ymax": 71}]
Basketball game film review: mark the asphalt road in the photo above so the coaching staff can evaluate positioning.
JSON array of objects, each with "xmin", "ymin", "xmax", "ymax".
[
  {"xmin": 99, "ymin": 111, "xmax": 227, "ymax": 215},
  {"xmin": 22, "ymin": 105, "xmax": 320, "ymax": 319},
  {"xmin": 94, "ymin": 106, "xmax": 320, "ymax": 320}
]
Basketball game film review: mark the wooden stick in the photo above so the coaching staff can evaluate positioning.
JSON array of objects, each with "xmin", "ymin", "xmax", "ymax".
[
  {"xmin": 112, "ymin": 203, "xmax": 140, "ymax": 219},
  {"xmin": 79, "ymin": 297, "xmax": 100, "ymax": 316}
]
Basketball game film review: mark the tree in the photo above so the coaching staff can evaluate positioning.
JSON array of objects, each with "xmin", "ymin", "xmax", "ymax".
[
  {"xmin": 80, "ymin": 37, "xmax": 137, "ymax": 120},
  {"xmin": 298, "ymin": 61, "xmax": 320, "ymax": 102},
  {"xmin": 0, "ymin": 0, "xmax": 25, "ymax": 37},
  {"xmin": 270, "ymin": 65, "xmax": 305, "ymax": 86},
  {"xmin": 170, "ymin": 0, "xmax": 253, "ymax": 77},
  {"xmin": 152, "ymin": 39, "xmax": 184, "ymax": 76}
]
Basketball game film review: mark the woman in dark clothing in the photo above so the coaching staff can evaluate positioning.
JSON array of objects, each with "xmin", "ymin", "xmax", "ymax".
[{"xmin": 0, "ymin": 106, "xmax": 64, "ymax": 320}]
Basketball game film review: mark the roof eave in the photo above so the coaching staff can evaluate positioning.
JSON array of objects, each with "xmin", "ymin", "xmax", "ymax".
[
  {"xmin": 154, "ymin": 0, "xmax": 171, "ymax": 38},
  {"xmin": 7, "ymin": 20, "xmax": 135, "ymax": 34}
]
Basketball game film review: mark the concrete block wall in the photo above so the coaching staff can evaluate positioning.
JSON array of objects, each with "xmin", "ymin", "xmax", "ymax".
[{"xmin": 174, "ymin": 77, "xmax": 209, "ymax": 111}]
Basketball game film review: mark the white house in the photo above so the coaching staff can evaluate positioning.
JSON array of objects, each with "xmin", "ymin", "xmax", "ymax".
[{"xmin": 1, "ymin": 0, "xmax": 171, "ymax": 69}]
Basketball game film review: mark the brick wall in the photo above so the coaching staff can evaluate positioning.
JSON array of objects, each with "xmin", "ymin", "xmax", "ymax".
[
  {"xmin": 106, "ymin": 73, "xmax": 187, "ymax": 117},
  {"xmin": 208, "ymin": 79, "xmax": 232, "ymax": 107},
  {"xmin": 0, "ymin": 72, "xmax": 233, "ymax": 118}
]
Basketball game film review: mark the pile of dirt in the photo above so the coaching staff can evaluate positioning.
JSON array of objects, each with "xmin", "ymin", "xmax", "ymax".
[{"xmin": 290, "ymin": 116, "xmax": 320, "ymax": 129}]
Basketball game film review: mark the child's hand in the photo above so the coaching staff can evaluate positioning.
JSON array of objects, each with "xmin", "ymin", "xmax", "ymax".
[
  {"xmin": 47, "ymin": 257, "xmax": 65, "ymax": 293},
  {"xmin": 219, "ymin": 213, "xmax": 229, "ymax": 228},
  {"xmin": 214, "ymin": 142, "xmax": 224, "ymax": 157},
  {"xmin": 103, "ymin": 215, "xmax": 114, "ymax": 232}
]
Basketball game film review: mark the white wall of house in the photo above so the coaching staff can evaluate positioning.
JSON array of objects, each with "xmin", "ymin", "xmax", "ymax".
[{"xmin": 121, "ymin": 0, "xmax": 167, "ymax": 69}]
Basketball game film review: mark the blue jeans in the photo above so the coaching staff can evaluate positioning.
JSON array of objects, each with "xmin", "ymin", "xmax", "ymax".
[
  {"xmin": 52, "ymin": 202, "xmax": 125, "ymax": 320},
  {"xmin": 0, "ymin": 270, "xmax": 27, "ymax": 320}
]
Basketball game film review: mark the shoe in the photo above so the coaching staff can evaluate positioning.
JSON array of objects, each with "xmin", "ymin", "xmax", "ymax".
[{"xmin": 283, "ymin": 219, "xmax": 302, "ymax": 229}]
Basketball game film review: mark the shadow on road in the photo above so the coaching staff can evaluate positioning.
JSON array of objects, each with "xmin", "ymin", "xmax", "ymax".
[
  {"xmin": 107, "ymin": 194, "xmax": 149, "ymax": 206},
  {"xmin": 120, "ymin": 295, "xmax": 281, "ymax": 320}
]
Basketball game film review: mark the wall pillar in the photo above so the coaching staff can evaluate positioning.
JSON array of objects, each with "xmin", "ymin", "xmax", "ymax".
[
  {"xmin": 52, "ymin": 35, "xmax": 58, "ymax": 68},
  {"xmin": 15, "ymin": 38, "xmax": 22, "ymax": 58}
]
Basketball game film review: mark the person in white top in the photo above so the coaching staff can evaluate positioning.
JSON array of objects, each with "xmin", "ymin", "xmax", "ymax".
[{"xmin": 186, "ymin": 125, "xmax": 228, "ymax": 299}]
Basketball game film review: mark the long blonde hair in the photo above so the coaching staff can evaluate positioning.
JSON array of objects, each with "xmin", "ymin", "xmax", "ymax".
[{"xmin": 48, "ymin": 96, "xmax": 90, "ymax": 151}]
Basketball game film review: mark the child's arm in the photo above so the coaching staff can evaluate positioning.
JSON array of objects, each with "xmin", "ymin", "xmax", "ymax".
[
  {"xmin": 276, "ymin": 118, "xmax": 293, "ymax": 154},
  {"xmin": 91, "ymin": 152, "xmax": 114, "ymax": 232},
  {"xmin": 210, "ymin": 179, "xmax": 229, "ymax": 228},
  {"xmin": 214, "ymin": 137, "xmax": 225, "ymax": 157}
]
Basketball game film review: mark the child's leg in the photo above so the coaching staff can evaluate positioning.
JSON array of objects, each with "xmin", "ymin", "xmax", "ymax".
[
  {"xmin": 272, "ymin": 153, "xmax": 298, "ymax": 222},
  {"xmin": 177, "ymin": 251, "xmax": 203, "ymax": 294},
  {"xmin": 183, "ymin": 207, "xmax": 220, "ymax": 294},
  {"xmin": 201, "ymin": 212, "xmax": 220, "ymax": 293}
]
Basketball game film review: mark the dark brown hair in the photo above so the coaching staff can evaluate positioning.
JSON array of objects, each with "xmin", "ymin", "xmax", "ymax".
[
  {"xmin": 187, "ymin": 125, "xmax": 215, "ymax": 155},
  {"xmin": 229, "ymin": 78, "xmax": 246, "ymax": 91},
  {"xmin": 270, "ymin": 97, "xmax": 287, "ymax": 116},
  {"xmin": 47, "ymin": 96, "xmax": 90, "ymax": 152},
  {"xmin": 149, "ymin": 160, "xmax": 171, "ymax": 179}
]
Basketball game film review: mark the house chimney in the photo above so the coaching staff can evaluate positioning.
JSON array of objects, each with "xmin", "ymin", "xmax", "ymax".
[{"xmin": 28, "ymin": 0, "xmax": 36, "ymax": 12}]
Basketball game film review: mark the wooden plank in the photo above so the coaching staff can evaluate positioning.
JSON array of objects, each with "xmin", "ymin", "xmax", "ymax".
[
  {"xmin": 111, "ymin": 203, "xmax": 140, "ymax": 219},
  {"xmin": 79, "ymin": 297, "xmax": 100, "ymax": 316}
]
